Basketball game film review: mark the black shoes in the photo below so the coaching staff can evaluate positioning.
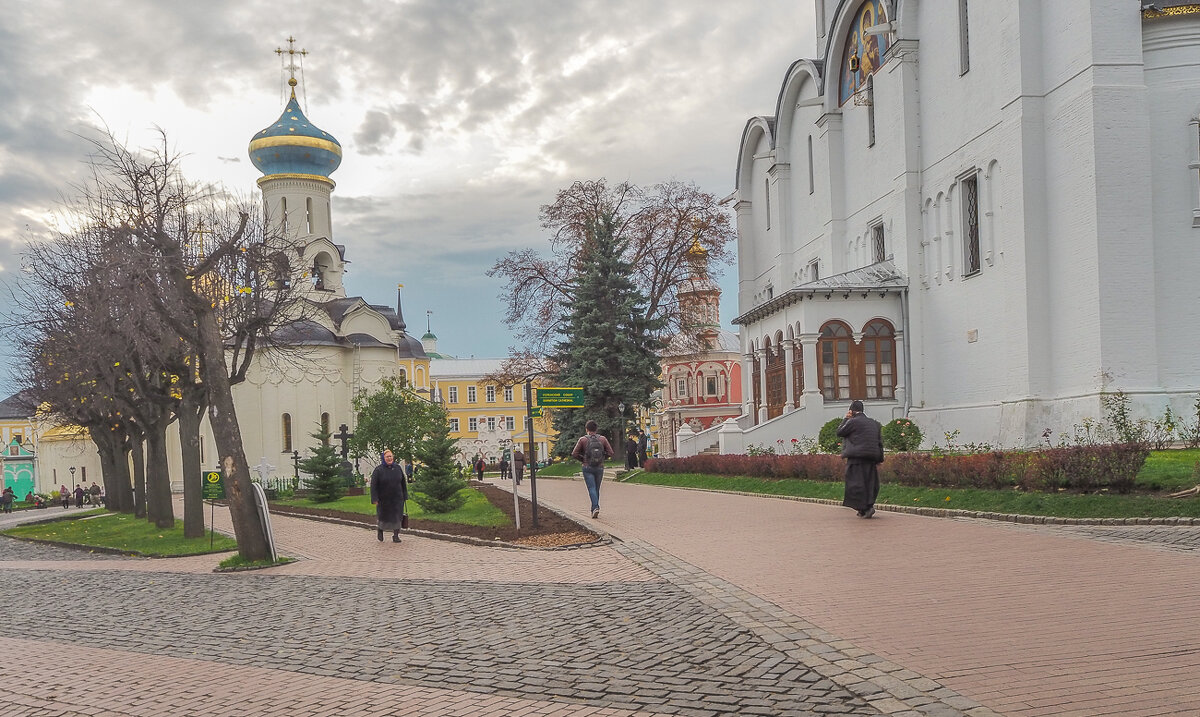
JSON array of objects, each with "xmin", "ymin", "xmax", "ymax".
[
  {"xmin": 392, "ymin": 534, "xmax": 402, "ymax": 543},
  {"xmin": 863, "ymin": 507, "xmax": 876, "ymax": 519},
  {"xmin": 377, "ymin": 529, "xmax": 384, "ymax": 541}
]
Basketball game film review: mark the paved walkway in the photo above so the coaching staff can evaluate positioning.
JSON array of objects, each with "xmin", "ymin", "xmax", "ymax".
[
  {"xmin": 2, "ymin": 479, "xmax": 1197, "ymax": 716},
  {"xmin": 516, "ymin": 476, "xmax": 1200, "ymax": 717}
]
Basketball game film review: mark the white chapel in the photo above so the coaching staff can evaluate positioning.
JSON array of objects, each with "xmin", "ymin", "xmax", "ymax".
[{"xmin": 719, "ymin": 0, "xmax": 1200, "ymax": 451}]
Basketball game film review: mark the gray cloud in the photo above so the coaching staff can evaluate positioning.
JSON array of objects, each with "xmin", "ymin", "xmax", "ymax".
[{"xmin": 0, "ymin": 0, "xmax": 816, "ymax": 390}]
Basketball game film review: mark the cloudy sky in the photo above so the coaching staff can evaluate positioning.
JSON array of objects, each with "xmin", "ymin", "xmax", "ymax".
[{"xmin": 0, "ymin": 0, "xmax": 819, "ymax": 395}]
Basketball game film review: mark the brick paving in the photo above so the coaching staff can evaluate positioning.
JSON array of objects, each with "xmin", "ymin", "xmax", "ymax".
[
  {"xmin": 522, "ymin": 477, "xmax": 1200, "ymax": 717},
  {"xmin": 4, "ymin": 478, "xmax": 1197, "ymax": 716}
]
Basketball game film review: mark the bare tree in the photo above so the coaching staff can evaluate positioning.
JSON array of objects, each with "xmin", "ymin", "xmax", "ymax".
[
  {"xmin": 487, "ymin": 178, "xmax": 736, "ymax": 357},
  {"xmin": 9, "ymin": 130, "xmax": 311, "ymax": 560}
]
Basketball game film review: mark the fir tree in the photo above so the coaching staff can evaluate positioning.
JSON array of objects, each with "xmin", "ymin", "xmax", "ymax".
[
  {"xmin": 411, "ymin": 420, "xmax": 468, "ymax": 513},
  {"xmin": 550, "ymin": 213, "xmax": 664, "ymax": 460},
  {"xmin": 298, "ymin": 426, "xmax": 346, "ymax": 503}
]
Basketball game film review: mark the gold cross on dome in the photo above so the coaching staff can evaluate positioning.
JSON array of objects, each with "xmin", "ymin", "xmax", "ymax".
[{"xmin": 275, "ymin": 35, "xmax": 308, "ymax": 84}]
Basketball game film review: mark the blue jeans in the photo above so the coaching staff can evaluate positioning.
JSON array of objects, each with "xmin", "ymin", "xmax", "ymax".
[{"xmin": 581, "ymin": 465, "xmax": 603, "ymax": 512}]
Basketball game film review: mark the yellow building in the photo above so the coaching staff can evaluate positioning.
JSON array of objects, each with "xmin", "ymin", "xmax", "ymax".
[{"xmin": 428, "ymin": 358, "xmax": 556, "ymax": 465}]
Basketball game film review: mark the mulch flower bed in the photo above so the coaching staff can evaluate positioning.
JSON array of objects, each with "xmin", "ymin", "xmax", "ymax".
[{"xmin": 269, "ymin": 480, "xmax": 600, "ymax": 548}]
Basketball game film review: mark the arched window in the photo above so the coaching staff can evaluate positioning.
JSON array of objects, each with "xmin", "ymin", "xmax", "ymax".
[
  {"xmin": 281, "ymin": 413, "xmax": 292, "ymax": 453},
  {"xmin": 751, "ymin": 354, "xmax": 762, "ymax": 424},
  {"xmin": 819, "ymin": 321, "xmax": 853, "ymax": 400},
  {"xmin": 792, "ymin": 342, "xmax": 804, "ymax": 406},
  {"xmin": 862, "ymin": 320, "xmax": 897, "ymax": 399},
  {"xmin": 306, "ymin": 197, "xmax": 313, "ymax": 234},
  {"xmin": 280, "ymin": 197, "xmax": 288, "ymax": 232},
  {"xmin": 397, "ymin": 368, "xmax": 407, "ymax": 387},
  {"xmin": 765, "ymin": 341, "xmax": 786, "ymax": 419},
  {"xmin": 321, "ymin": 412, "xmax": 330, "ymax": 444}
]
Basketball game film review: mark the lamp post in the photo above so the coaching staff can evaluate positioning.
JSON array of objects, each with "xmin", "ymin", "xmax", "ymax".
[
  {"xmin": 291, "ymin": 450, "xmax": 301, "ymax": 490},
  {"xmin": 69, "ymin": 466, "xmax": 76, "ymax": 493}
]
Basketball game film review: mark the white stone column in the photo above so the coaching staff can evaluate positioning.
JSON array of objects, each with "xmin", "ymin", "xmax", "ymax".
[
  {"xmin": 800, "ymin": 334, "xmax": 822, "ymax": 410},
  {"xmin": 782, "ymin": 339, "xmax": 796, "ymax": 414},
  {"xmin": 742, "ymin": 352, "xmax": 755, "ymax": 418},
  {"xmin": 893, "ymin": 330, "xmax": 907, "ymax": 410},
  {"xmin": 717, "ymin": 418, "xmax": 745, "ymax": 455},
  {"xmin": 756, "ymin": 349, "xmax": 768, "ymax": 423}
]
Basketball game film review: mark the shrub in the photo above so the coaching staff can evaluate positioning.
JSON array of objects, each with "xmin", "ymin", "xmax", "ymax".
[
  {"xmin": 818, "ymin": 418, "xmax": 844, "ymax": 454},
  {"xmin": 881, "ymin": 418, "xmax": 922, "ymax": 452},
  {"xmin": 1021, "ymin": 443, "xmax": 1148, "ymax": 494}
]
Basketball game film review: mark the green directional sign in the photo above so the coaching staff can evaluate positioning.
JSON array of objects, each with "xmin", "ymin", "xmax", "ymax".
[
  {"xmin": 530, "ymin": 407, "xmax": 543, "ymax": 418},
  {"xmin": 536, "ymin": 387, "xmax": 584, "ymax": 407},
  {"xmin": 202, "ymin": 471, "xmax": 225, "ymax": 500}
]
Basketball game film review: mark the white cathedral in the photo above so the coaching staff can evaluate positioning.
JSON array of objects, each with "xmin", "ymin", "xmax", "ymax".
[{"xmin": 710, "ymin": 0, "xmax": 1200, "ymax": 453}]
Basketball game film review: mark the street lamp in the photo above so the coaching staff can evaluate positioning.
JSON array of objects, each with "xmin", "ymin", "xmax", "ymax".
[
  {"xmin": 291, "ymin": 450, "xmax": 301, "ymax": 490},
  {"xmin": 69, "ymin": 466, "xmax": 76, "ymax": 491}
]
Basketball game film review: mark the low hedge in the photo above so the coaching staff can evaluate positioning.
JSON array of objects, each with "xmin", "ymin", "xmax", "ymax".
[{"xmin": 645, "ymin": 442, "xmax": 1149, "ymax": 494}]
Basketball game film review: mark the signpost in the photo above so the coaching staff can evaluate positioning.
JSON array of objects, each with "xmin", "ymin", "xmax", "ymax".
[
  {"xmin": 202, "ymin": 471, "xmax": 225, "ymax": 550},
  {"xmin": 535, "ymin": 387, "xmax": 585, "ymax": 407}
]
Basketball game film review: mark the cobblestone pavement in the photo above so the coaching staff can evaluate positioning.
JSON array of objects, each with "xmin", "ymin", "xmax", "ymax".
[
  {"xmin": 523, "ymin": 478, "xmax": 1200, "ymax": 717},
  {"xmin": 0, "ymin": 506, "xmax": 990, "ymax": 717},
  {"xmin": 954, "ymin": 519, "xmax": 1200, "ymax": 552}
]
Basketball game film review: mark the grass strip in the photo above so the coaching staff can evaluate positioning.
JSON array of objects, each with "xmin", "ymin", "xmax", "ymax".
[
  {"xmin": 627, "ymin": 472, "xmax": 1200, "ymax": 519},
  {"xmin": 2, "ymin": 511, "xmax": 237, "ymax": 555},
  {"xmin": 273, "ymin": 487, "xmax": 510, "ymax": 527},
  {"xmin": 217, "ymin": 554, "xmax": 297, "ymax": 570},
  {"xmin": 1136, "ymin": 448, "xmax": 1200, "ymax": 491}
]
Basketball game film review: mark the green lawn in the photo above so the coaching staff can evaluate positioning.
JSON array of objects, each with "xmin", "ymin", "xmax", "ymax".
[
  {"xmin": 627, "ymin": 472, "xmax": 1200, "ymax": 519},
  {"xmin": 535, "ymin": 459, "xmax": 622, "ymax": 477},
  {"xmin": 1136, "ymin": 448, "xmax": 1200, "ymax": 491},
  {"xmin": 2, "ymin": 512, "xmax": 237, "ymax": 556},
  {"xmin": 273, "ymin": 487, "xmax": 510, "ymax": 527}
]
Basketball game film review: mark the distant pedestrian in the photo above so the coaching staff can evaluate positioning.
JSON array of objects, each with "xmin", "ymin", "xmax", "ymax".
[
  {"xmin": 60, "ymin": 485, "xmax": 69, "ymax": 509},
  {"xmin": 474, "ymin": 456, "xmax": 485, "ymax": 482},
  {"xmin": 837, "ymin": 400, "xmax": 885, "ymax": 519},
  {"xmin": 89, "ymin": 482, "xmax": 101, "ymax": 506},
  {"xmin": 370, "ymin": 449, "xmax": 408, "ymax": 543},
  {"xmin": 625, "ymin": 434, "xmax": 639, "ymax": 469},
  {"xmin": 1, "ymin": 487, "xmax": 14, "ymax": 513},
  {"xmin": 637, "ymin": 429, "xmax": 648, "ymax": 467},
  {"xmin": 571, "ymin": 420, "xmax": 613, "ymax": 519},
  {"xmin": 498, "ymin": 457, "xmax": 509, "ymax": 480},
  {"xmin": 403, "ymin": 459, "xmax": 414, "ymax": 482},
  {"xmin": 512, "ymin": 448, "xmax": 526, "ymax": 485},
  {"xmin": 74, "ymin": 484, "xmax": 85, "ymax": 508}
]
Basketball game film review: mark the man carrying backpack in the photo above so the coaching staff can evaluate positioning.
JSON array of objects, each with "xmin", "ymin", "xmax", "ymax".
[{"xmin": 571, "ymin": 420, "xmax": 613, "ymax": 519}]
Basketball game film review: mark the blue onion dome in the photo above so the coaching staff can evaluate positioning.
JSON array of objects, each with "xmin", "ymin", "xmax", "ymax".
[{"xmin": 248, "ymin": 80, "xmax": 342, "ymax": 180}]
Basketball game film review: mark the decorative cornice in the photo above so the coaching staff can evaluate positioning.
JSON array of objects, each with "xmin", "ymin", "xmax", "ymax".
[{"xmin": 257, "ymin": 173, "xmax": 336, "ymax": 189}]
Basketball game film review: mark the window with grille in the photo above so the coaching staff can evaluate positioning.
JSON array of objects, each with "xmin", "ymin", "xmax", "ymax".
[
  {"xmin": 765, "ymin": 178, "xmax": 772, "ymax": 230},
  {"xmin": 871, "ymin": 223, "xmax": 885, "ymax": 263},
  {"xmin": 468, "ymin": 386, "xmax": 477, "ymax": 403},
  {"xmin": 963, "ymin": 174, "xmax": 981, "ymax": 275},
  {"xmin": 808, "ymin": 135, "xmax": 815, "ymax": 194},
  {"xmin": 819, "ymin": 322, "xmax": 853, "ymax": 400},
  {"xmin": 959, "ymin": 0, "xmax": 970, "ymax": 75},
  {"xmin": 486, "ymin": 385, "xmax": 496, "ymax": 402},
  {"xmin": 676, "ymin": 378, "xmax": 688, "ymax": 398},
  {"xmin": 468, "ymin": 417, "xmax": 478, "ymax": 432},
  {"xmin": 281, "ymin": 413, "xmax": 292, "ymax": 452},
  {"xmin": 862, "ymin": 320, "xmax": 897, "ymax": 399}
]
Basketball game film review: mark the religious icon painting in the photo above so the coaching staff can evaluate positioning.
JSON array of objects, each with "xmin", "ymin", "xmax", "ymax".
[{"xmin": 839, "ymin": 0, "xmax": 891, "ymax": 106}]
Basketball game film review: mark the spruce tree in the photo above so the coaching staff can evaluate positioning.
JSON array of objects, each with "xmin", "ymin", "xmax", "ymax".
[
  {"xmin": 412, "ymin": 421, "xmax": 468, "ymax": 513},
  {"xmin": 550, "ymin": 213, "xmax": 664, "ymax": 460},
  {"xmin": 298, "ymin": 426, "xmax": 346, "ymax": 503}
]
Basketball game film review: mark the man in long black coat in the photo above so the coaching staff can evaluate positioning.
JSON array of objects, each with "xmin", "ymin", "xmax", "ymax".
[
  {"xmin": 370, "ymin": 450, "xmax": 408, "ymax": 542},
  {"xmin": 836, "ymin": 400, "xmax": 885, "ymax": 519}
]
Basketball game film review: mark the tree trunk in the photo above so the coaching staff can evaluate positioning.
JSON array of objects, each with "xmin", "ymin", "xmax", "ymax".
[
  {"xmin": 145, "ymin": 419, "xmax": 175, "ymax": 529},
  {"xmin": 92, "ymin": 432, "xmax": 118, "ymax": 512},
  {"xmin": 196, "ymin": 309, "xmax": 270, "ymax": 560},
  {"xmin": 178, "ymin": 394, "xmax": 205, "ymax": 538},
  {"xmin": 130, "ymin": 429, "xmax": 146, "ymax": 519},
  {"xmin": 112, "ymin": 430, "xmax": 134, "ymax": 513}
]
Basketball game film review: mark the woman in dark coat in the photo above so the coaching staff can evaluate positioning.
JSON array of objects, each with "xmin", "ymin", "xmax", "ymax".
[{"xmin": 370, "ymin": 450, "xmax": 408, "ymax": 543}]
